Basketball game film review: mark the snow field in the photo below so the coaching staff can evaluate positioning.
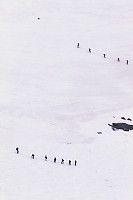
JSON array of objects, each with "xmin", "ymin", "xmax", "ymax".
[{"xmin": 1, "ymin": 0, "xmax": 133, "ymax": 199}]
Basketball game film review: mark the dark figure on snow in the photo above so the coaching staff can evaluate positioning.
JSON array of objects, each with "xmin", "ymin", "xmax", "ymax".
[
  {"xmin": 45, "ymin": 155, "xmax": 47, "ymax": 161},
  {"xmin": 16, "ymin": 147, "xmax": 19, "ymax": 154},
  {"xmin": 103, "ymin": 54, "xmax": 106, "ymax": 58},
  {"xmin": 77, "ymin": 43, "xmax": 80, "ymax": 48},
  {"xmin": 69, "ymin": 160, "xmax": 71, "ymax": 165},
  {"xmin": 126, "ymin": 60, "xmax": 129, "ymax": 64},
  {"xmin": 61, "ymin": 159, "xmax": 64, "ymax": 164},
  {"xmin": 54, "ymin": 157, "xmax": 56, "ymax": 163},
  {"xmin": 31, "ymin": 154, "xmax": 35, "ymax": 159},
  {"xmin": 75, "ymin": 160, "xmax": 77, "ymax": 166},
  {"xmin": 38, "ymin": 18, "xmax": 40, "ymax": 20},
  {"xmin": 117, "ymin": 58, "xmax": 120, "ymax": 62},
  {"xmin": 88, "ymin": 48, "xmax": 91, "ymax": 53}
]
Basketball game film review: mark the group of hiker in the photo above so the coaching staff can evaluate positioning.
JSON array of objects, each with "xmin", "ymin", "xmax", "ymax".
[
  {"xmin": 77, "ymin": 43, "xmax": 129, "ymax": 64},
  {"xmin": 16, "ymin": 148, "xmax": 77, "ymax": 166}
]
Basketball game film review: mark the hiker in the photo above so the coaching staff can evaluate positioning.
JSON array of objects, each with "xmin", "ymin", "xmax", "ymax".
[
  {"xmin": 69, "ymin": 160, "xmax": 71, "ymax": 165},
  {"xmin": 54, "ymin": 157, "xmax": 56, "ymax": 163},
  {"xmin": 126, "ymin": 60, "xmax": 129, "ymax": 64},
  {"xmin": 31, "ymin": 154, "xmax": 35, "ymax": 159},
  {"xmin": 16, "ymin": 147, "xmax": 19, "ymax": 154},
  {"xmin": 61, "ymin": 159, "xmax": 64, "ymax": 164},
  {"xmin": 103, "ymin": 54, "xmax": 106, "ymax": 58},
  {"xmin": 88, "ymin": 48, "xmax": 91, "ymax": 53},
  {"xmin": 117, "ymin": 58, "xmax": 120, "ymax": 61},
  {"xmin": 75, "ymin": 160, "xmax": 77, "ymax": 166},
  {"xmin": 77, "ymin": 43, "xmax": 80, "ymax": 48},
  {"xmin": 45, "ymin": 155, "xmax": 47, "ymax": 161}
]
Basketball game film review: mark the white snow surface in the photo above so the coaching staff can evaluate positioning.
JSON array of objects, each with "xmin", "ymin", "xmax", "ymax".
[{"xmin": 1, "ymin": 0, "xmax": 133, "ymax": 199}]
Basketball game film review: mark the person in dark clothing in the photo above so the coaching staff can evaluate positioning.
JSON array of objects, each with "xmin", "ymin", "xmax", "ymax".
[
  {"xmin": 75, "ymin": 160, "xmax": 77, "ymax": 166},
  {"xmin": 61, "ymin": 159, "xmax": 64, "ymax": 164},
  {"xmin": 69, "ymin": 160, "xmax": 71, "ymax": 165},
  {"xmin": 77, "ymin": 43, "xmax": 80, "ymax": 48},
  {"xmin": 54, "ymin": 157, "xmax": 56, "ymax": 163},
  {"xmin": 127, "ymin": 60, "xmax": 129, "ymax": 64},
  {"xmin": 16, "ymin": 147, "xmax": 19, "ymax": 154},
  {"xmin": 31, "ymin": 154, "xmax": 35, "ymax": 159},
  {"xmin": 103, "ymin": 54, "xmax": 106, "ymax": 58},
  {"xmin": 88, "ymin": 48, "xmax": 91, "ymax": 53},
  {"xmin": 117, "ymin": 58, "xmax": 120, "ymax": 61},
  {"xmin": 45, "ymin": 155, "xmax": 47, "ymax": 161}
]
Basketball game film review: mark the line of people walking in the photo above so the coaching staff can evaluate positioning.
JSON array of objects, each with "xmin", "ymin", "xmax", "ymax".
[
  {"xmin": 77, "ymin": 43, "xmax": 129, "ymax": 64},
  {"xmin": 16, "ymin": 148, "xmax": 77, "ymax": 166}
]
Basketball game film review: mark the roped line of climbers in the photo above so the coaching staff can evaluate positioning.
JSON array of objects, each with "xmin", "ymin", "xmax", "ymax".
[
  {"xmin": 77, "ymin": 43, "xmax": 129, "ymax": 65},
  {"xmin": 16, "ymin": 147, "xmax": 77, "ymax": 166}
]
